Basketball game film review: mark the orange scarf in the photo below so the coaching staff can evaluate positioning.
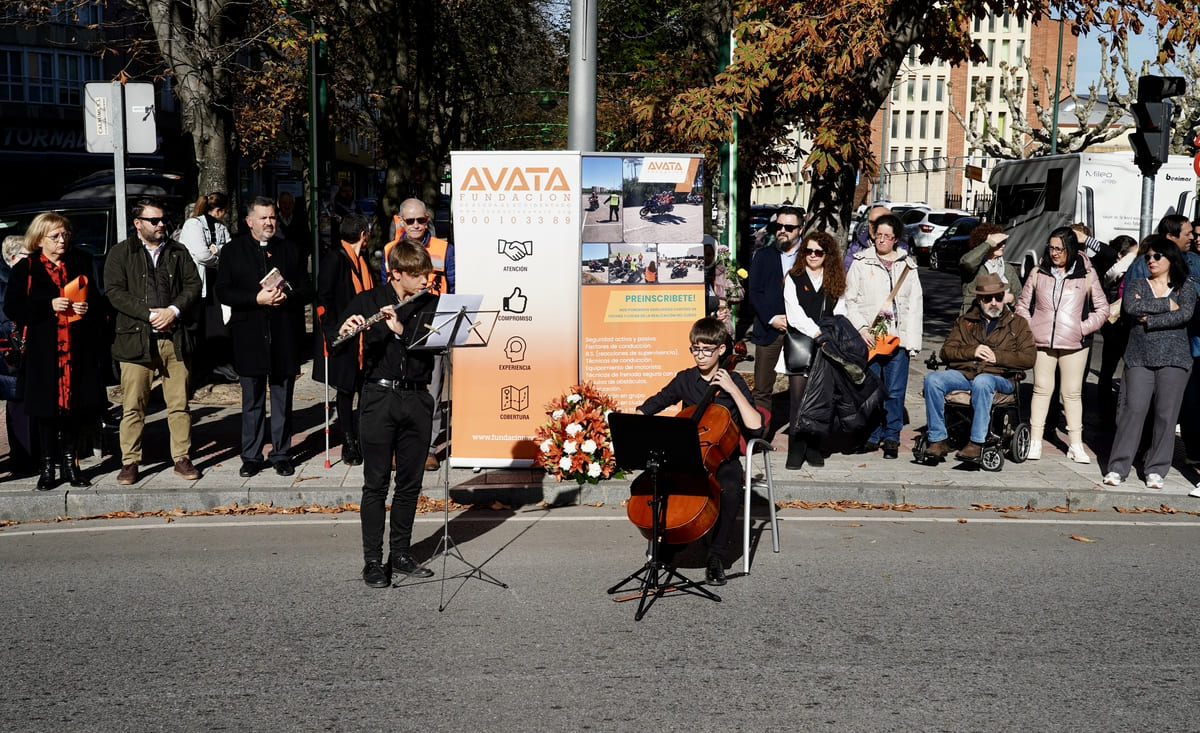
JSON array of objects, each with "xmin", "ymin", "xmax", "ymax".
[{"xmin": 342, "ymin": 241, "xmax": 373, "ymax": 367}]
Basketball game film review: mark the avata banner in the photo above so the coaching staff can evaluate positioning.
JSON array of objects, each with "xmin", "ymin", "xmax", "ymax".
[
  {"xmin": 450, "ymin": 151, "xmax": 581, "ymax": 467},
  {"xmin": 450, "ymin": 151, "xmax": 705, "ymax": 466}
]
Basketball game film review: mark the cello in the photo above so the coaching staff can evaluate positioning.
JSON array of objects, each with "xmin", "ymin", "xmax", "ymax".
[{"xmin": 626, "ymin": 345, "xmax": 745, "ymax": 545}]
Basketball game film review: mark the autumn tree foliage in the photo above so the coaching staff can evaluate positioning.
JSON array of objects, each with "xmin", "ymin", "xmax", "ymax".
[{"xmin": 637, "ymin": 0, "xmax": 1200, "ymax": 241}]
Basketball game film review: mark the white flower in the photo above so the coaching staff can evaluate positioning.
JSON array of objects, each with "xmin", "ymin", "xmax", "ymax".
[
  {"xmin": 565, "ymin": 422, "xmax": 583, "ymax": 436},
  {"xmin": 558, "ymin": 456, "xmax": 572, "ymax": 471},
  {"xmin": 581, "ymin": 439, "xmax": 597, "ymax": 454},
  {"xmin": 563, "ymin": 440, "xmax": 577, "ymax": 455},
  {"xmin": 540, "ymin": 439, "xmax": 553, "ymax": 454},
  {"xmin": 587, "ymin": 462, "xmax": 602, "ymax": 478},
  {"xmin": 552, "ymin": 409, "xmax": 565, "ymax": 419},
  {"xmin": 567, "ymin": 393, "xmax": 582, "ymax": 404}
]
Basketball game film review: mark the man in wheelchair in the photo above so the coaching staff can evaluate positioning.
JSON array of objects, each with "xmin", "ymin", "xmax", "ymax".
[{"xmin": 923, "ymin": 273, "xmax": 1036, "ymax": 464}]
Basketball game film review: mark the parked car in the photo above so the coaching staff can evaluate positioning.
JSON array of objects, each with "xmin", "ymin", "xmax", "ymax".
[
  {"xmin": 928, "ymin": 216, "xmax": 982, "ymax": 273},
  {"xmin": 903, "ymin": 207, "xmax": 970, "ymax": 265},
  {"xmin": 851, "ymin": 200, "xmax": 926, "ymax": 247},
  {"xmin": 60, "ymin": 168, "xmax": 186, "ymax": 201}
]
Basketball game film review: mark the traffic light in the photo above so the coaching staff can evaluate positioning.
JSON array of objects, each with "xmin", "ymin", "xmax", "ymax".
[{"xmin": 1131, "ymin": 75, "xmax": 1186, "ymax": 176}]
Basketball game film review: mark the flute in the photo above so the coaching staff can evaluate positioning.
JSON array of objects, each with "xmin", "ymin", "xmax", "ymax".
[{"xmin": 331, "ymin": 287, "xmax": 429, "ymax": 348}]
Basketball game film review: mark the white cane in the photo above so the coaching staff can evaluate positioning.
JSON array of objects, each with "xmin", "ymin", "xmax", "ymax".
[{"xmin": 323, "ymin": 347, "xmax": 331, "ymax": 469}]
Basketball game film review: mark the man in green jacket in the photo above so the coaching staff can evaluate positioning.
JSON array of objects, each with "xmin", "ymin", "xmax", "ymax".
[{"xmin": 104, "ymin": 197, "xmax": 203, "ymax": 485}]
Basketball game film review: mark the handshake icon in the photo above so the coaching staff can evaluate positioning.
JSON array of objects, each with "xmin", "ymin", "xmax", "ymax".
[{"xmin": 498, "ymin": 239, "xmax": 534, "ymax": 262}]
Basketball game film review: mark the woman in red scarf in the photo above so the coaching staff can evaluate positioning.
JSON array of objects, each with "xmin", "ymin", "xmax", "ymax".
[{"xmin": 3, "ymin": 213, "xmax": 103, "ymax": 489}]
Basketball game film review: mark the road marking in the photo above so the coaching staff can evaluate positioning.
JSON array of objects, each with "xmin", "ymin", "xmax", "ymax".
[{"xmin": 2, "ymin": 512, "xmax": 1200, "ymax": 538}]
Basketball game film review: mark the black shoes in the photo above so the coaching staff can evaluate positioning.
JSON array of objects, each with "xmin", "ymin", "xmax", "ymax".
[
  {"xmin": 36, "ymin": 458, "xmax": 57, "ymax": 491},
  {"xmin": 390, "ymin": 552, "xmax": 433, "ymax": 579},
  {"xmin": 881, "ymin": 440, "xmax": 900, "ymax": 459},
  {"xmin": 855, "ymin": 440, "xmax": 880, "ymax": 454},
  {"xmin": 62, "ymin": 450, "xmax": 90, "ymax": 488},
  {"xmin": 806, "ymin": 445, "xmax": 825, "ymax": 468},
  {"xmin": 342, "ymin": 438, "xmax": 362, "ymax": 467},
  {"xmin": 362, "ymin": 561, "xmax": 390, "ymax": 588},
  {"xmin": 272, "ymin": 457, "xmax": 295, "ymax": 476},
  {"xmin": 705, "ymin": 556, "xmax": 727, "ymax": 586},
  {"xmin": 786, "ymin": 436, "xmax": 807, "ymax": 470},
  {"xmin": 239, "ymin": 459, "xmax": 264, "ymax": 478}
]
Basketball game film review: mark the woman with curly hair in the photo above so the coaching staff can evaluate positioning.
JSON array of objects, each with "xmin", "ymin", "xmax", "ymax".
[
  {"xmin": 957, "ymin": 222, "xmax": 1021, "ymax": 314},
  {"xmin": 777, "ymin": 230, "xmax": 848, "ymax": 469}
]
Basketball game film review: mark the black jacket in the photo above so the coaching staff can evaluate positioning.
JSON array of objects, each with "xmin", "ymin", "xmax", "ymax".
[
  {"xmin": 215, "ymin": 234, "xmax": 314, "ymax": 377},
  {"xmin": 104, "ymin": 236, "xmax": 202, "ymax": 364},
  {"xmin": 312, "ymin": 245, "xmax": 374, "ymax": 390},
  {"xmin": 793, "ymin": 315, "xmax": 883, "ymax": 435}
]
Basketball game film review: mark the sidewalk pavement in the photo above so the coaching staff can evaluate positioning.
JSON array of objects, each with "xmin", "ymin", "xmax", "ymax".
[{"xmin": 2, "ymin": 359, "xmax": 1199, "ymax": 525}]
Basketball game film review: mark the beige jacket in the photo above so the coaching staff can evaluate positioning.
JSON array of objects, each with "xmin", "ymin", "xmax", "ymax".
[{"xmin": 845, "ymin": 248, "xmax": 923, "ymax": 351}]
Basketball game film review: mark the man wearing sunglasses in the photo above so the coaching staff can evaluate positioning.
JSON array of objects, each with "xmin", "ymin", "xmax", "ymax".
[
  {"xmin": 747, "ymin": 205, "xmax": 804, "ymax": 419},
  {"xmin": 921, "ymin": 273, "xmax": 1035, "ymax": 464},
  {"xmin": 104, "ymin": 197, "xmax": 204, "ymax": 485},
  {"xmin": 382, "ymin": 198, "xmax": 455, "ymax": 471}
]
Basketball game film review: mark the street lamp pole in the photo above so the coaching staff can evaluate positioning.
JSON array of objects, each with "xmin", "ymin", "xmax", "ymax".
[
  {"xmin": 1050, "ymin": 18, "xmax": 1064, "ymax": 154},
  {"xmin": 568, "ymin": 0, "xmax": 597, "ymax": 151}
]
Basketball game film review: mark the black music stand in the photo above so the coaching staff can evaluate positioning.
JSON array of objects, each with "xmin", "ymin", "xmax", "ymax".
[
  {"xmin": 399, "ymin": 298, "xmax": 504, "ymax": 612},
  {"xmin": 606, "ymin": 412, "xmax": 722, "ymax": 620}
]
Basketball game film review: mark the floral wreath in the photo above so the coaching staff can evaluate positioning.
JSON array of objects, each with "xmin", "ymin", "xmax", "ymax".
[{"xmin": 534, "ymin": 382, "xmax": 625, "ymax": 484}]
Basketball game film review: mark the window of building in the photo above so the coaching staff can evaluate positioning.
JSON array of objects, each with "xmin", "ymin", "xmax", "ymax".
[
  {"xmin": 932, "ymin": 149, "xmax": 943, "ymax": 170},
  {"xmin": 0, "ymin": 46, "xmax": 101, "ymax": 105},
  {"xmin": 987, "ymin": 40, "xmax": 995, "ymax": 65},
  {"xmin": 1001, "ymin": 39, "xmax": 1011, "ymax": 65},
  {"xmin": 0, "ymin": 49, "xmax": 20, "ymax": 102},
  {"xmin": 919, "ymin": 111, "xmax": 928, "ymax": 138},
  {"xmin": 906, "ymin": 76, "xmax": 915, "ymax": 101},
  {"xmin": 970, "ymin": 79, "xmax": 980, "ymax": 102},
  {"xmin": 986, "ymin": 76, "xmax": 995, "ymax": 101},
  {"xmin": 904, "ymin": 147, "xmax": 913, "ymax": 163},
  {"xmin": 891, "ymin": 111, "xmax": 899, "ymax": 138},
  {"xmin": 1016, "ymin": 40, "xmax": 1025, "ymax": 61},
  {"xmin": 973, "ymin": 17, "xmax": 981, "ymax": 33},
  {"xmin": 905, "ymin": 111, "xmax": 914, "ymax": 137},
  {"xmin": 921, "ymin": 76, "xmax": 929, "ymax": 101},
  {"xmin": 934, "ymin": 111, "xmax": 943, "ymax": 138},
  {"xmin": 988, "ymin": 13, "xmax": 995, "ymax": 32},
  {"xmin": 936, "ymin": 77, "xmax": 945, "ymax": 101},
  {"xmin": 890, "ymin": 147, "xmax": 899, "ymax": 167},
  {"xmin": 892, "ymin": 84, "xmax": 900, "ymax": 102},
  {"xmin": 1002, "ymin": 11, "xmax": 1010, "ymax": 30},
  {"xmin": 998, "ymin": 111, "xmax": 1007, "ymax": 136}
]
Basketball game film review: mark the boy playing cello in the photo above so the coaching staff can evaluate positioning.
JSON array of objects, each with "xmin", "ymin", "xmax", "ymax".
[{"xmin": 637, "ymin": 317, "xmax": 762, "ymax": 585}]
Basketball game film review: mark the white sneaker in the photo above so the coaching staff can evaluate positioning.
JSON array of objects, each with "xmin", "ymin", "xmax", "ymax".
[
  {"xmin": 1026, "ymin": 441, "xmax": 1042, "ymax": 460},
  {"xmin": 1146, "ymin": 473, "xmax": 1164, "ymax": 490},
  {"xmin": 1066, "ymin": 443, "xmax": 1091, "ymax": 464},
  {"xmin": 1189, "ymin": 484, "xmax": 1200, "ymax": 498},
  {"xmin": 1102, "ymin": 472, "xmax": 1122, "ymax": 486}
]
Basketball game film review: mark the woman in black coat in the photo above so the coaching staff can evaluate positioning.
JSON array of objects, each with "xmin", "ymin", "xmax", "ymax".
[
  {"xmin": 313, "ymin": 214, "xmax": 375, "ymax": 465},
  {"xmin": 3, "ymin": 213, "xmax": 102, "ymax": 489}
]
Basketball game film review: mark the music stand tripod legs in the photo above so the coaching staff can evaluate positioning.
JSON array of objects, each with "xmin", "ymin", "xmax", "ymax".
[{"xmin": 606, "ymin": 453, "xmax": 721, "ymax": 621}]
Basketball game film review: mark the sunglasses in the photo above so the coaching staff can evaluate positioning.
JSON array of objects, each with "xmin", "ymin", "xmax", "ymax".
[
  {"xmin": 803, "ymin": 248, "xmax": 825, "ymax": 256},
  {"xmin": 136, "ymin": 217, "xmax": 166, "ymax": 226},
  {"xmin": 403, "ymin": 216, "xmax": 428, "ymax": 225},
  {"xmin": 1145, "ymin": 252, "xmax": 1166, "ymax": 262},
  {"xmin": 1047, "ymin": 245, "xmax": 1066, "ymax": 253},
  {"xmin": 979, "ymin": 293, "xmax": 1005, "ymax": 303},
  {"xmin": 777, "ymin": 223, "xmax": 800, "ymax": 233},
  {"xmin": 688, "ymin": 344, "xmax": 720, "ymax": 357}
]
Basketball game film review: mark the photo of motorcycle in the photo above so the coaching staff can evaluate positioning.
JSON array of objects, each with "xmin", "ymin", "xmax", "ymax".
[
  {"xmin": 587, "ymin": 193, "xmax": 599, "ymax": 211},
  {"xmin": 638, "ymin": 192, "xmax": 675, "ymax": 219},
  {"xmin": 670, "ymin": 263, "xmax": 688, "ymax": 279},
  {"xmin": 686, "ymin": 192, "xmax": 702, "ymax": 205}
]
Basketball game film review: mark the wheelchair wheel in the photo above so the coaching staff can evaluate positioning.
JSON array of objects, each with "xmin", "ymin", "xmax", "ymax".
[
  {"xmin": 1009, "ymin": 422, "xmax": 1031, "ymax": 463},
  {"xmin": 980, "ymin": 445, "xmax": 1004, "ymax": 472},
  {"xmin": 913, "ymin": 434, "xmax": 928, "ymax": 462}
]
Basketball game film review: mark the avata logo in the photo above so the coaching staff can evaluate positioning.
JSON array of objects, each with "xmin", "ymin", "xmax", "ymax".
[
  {"xmin": 646, "ymin": 160, "xmax": 684, "ymax": 172},
  {"xmin": 459, "ymin": 167, "xmax": 572, "ymax": 192}
]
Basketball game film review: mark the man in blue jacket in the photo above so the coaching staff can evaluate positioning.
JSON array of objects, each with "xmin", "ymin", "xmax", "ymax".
[{"xmin": 747, "ymin": 206, "xmax": 803, "ymax": 421}]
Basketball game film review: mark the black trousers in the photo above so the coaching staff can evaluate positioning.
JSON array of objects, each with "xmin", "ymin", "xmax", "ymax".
[
  {"xmin": 239, "ymin": 375, "xmax": 294, "ymax": 463},
  {"xmin": 359, "ymin": 383, "xmax": 434, "ymax": 562},
  {"xmin": 708, "ymin": 456, "xmax": 745, "ymax": 560}
]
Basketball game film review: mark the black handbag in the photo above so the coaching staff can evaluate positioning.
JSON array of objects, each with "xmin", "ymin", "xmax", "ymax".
[{"xmin": 782, "ymin": 327, "xmax": 816, "ymax": 375}]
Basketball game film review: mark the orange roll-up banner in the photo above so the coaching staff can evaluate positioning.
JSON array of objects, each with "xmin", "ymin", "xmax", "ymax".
[{"xmin": 450, "ymin": 151, "xmax": 582, "ymax": 467}]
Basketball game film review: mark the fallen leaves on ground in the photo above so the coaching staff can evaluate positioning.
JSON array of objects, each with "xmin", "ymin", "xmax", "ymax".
[
  {"xmin": 1069, "ymin": 534, "xmax": 1096, "ymax": 542},
  {"xmin": 775, "ymin": 499, "xmax": 953, "ymax": 512},
  {"xmin": 40, "ymin": 498, "xmax": 477, "ymax": 524},
  {"xmin": 971, "ymin": 503, "xmax": 1099, "ymax": 514}
]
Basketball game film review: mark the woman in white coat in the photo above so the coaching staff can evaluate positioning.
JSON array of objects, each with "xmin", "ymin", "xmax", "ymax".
[{"xmin": 177, "ymin": 192, "xmax": 233, "ymax": 382}]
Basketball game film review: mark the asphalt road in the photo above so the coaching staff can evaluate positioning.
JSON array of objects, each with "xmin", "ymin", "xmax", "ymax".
[{"xmin": 3, "ymin": 507, "xmax": 1198, "ymax": 731}]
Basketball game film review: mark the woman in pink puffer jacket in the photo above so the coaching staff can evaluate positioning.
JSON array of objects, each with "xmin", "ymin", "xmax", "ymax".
[{"xmin": 1015, "ymin": 226, "xmax": 1109, "ymax": 463}]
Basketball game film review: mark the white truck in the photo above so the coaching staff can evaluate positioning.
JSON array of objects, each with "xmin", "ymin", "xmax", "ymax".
[{"xmin": 988, "ymin": 152, "xmax": 1198, "ymax": 276}]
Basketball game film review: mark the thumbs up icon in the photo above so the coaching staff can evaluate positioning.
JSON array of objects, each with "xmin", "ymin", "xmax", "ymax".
[{"xmin": 503, "ymin": 287, "xmax": 528, "ymax": 314}]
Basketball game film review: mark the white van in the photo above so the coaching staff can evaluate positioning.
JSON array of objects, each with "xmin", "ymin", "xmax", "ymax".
[{"xmin": 988, "ymin": 152, "xmax": 1197, "ymax": 277}]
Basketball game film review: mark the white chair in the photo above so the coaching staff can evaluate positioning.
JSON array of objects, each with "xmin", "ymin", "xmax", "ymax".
[{"xmin": 742, "ymin": 412, "xmax": 780, "ymax": 574}]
